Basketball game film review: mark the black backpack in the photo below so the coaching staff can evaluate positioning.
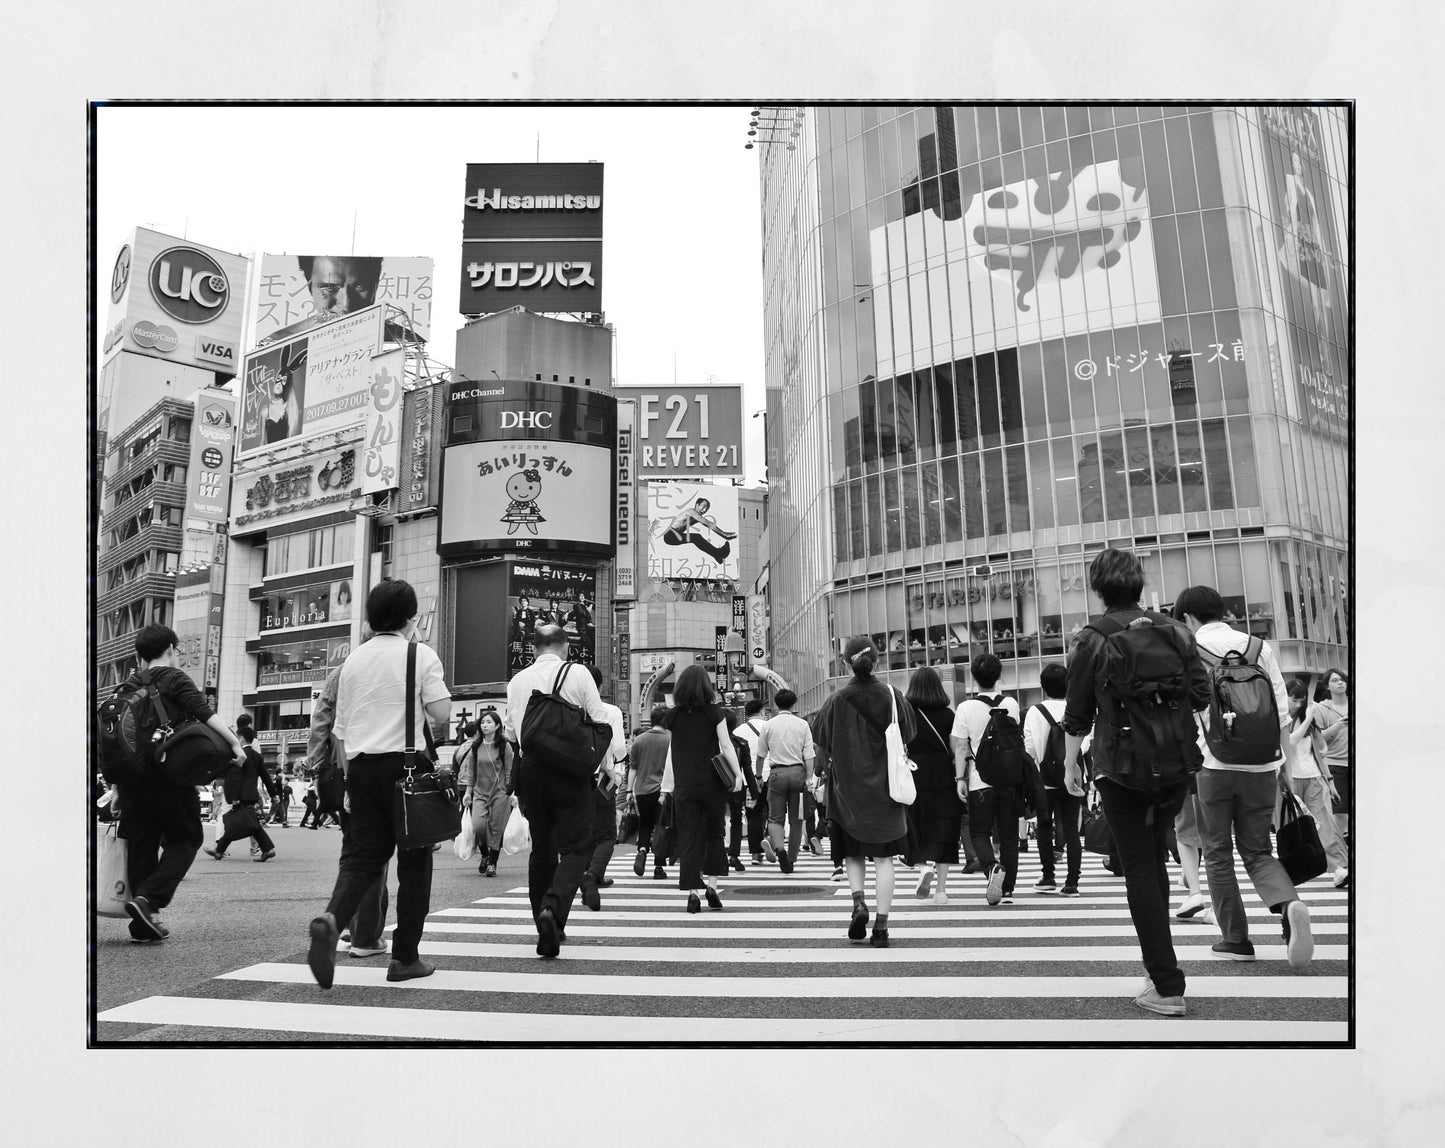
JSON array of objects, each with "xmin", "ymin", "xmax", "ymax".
[
  {"xmin": 1086, "ymin": 613, "xmax": 1204, "ymax": 793},
  {"xmin": 973, "ymin": 695, "xmax": 1025, "ymax": 788},
  {"xmin": 520, "ymin": 662, "xmax": 614, "ymax": 782},
  {"xmin": 97, "ymin": 670, "xmax": 166, "ymax": 786},
  {"xmin": 1033, "ymin": 704, "xmax": 1067, "ymax": 788},
  {"xmin": 1199, "ymin": 635, "xmax": 1281, "ymax": 765}
]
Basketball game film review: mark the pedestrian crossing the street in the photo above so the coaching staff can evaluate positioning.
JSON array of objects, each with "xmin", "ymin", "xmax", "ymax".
[{"xmin": 97, "ymin": 848, "xmax": 1350, "ymax": 1043}]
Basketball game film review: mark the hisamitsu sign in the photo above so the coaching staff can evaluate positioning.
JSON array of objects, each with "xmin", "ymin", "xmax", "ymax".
[{"xmin": 617, "ymin": 385, "xmax": 744, "ymax": 480}]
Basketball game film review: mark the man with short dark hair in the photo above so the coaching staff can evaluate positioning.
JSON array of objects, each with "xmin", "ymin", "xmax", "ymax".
[
  {"xmin": 307, "ymin": 580, "xmax": 452, "ymax": 988},
  {"xmin": 733, "ymin": 698, "xmax": 771, "ymax": 866},
  {"xmin": 118, "ymin": 624, "xmax": 247, "ymax": 943},
  {"xmin": 504, "ymin": 625, "xmax": 615, "ymax": 958},
  {"xmin": 1023, "ymin": 663, "xmax": 1081, "ymax": 895},
  {"xmin": 1063, "ymin": 548, "xmax": 1211, "ymax": 1017},
  {"xmin": 1173, "ymin": 584, "xmax": 1310, "ymax": 971},
  {"xmin": 950, "ymin": 652, "xmax": 1023, "ymax": 905},
  {"xmin": 580, "ymin": 664, "xmax": 628, "ymax": 910},
  {"xmin": 627, "ymin": 706, "xmax": 672, "ymax": 878},
  {"xmin": 757, "ymin": 688, "xmax": 815, "ymax": 874},
  {"xmin": 203, "ymin": 726, "xmax": 281, "ymax": 861}
]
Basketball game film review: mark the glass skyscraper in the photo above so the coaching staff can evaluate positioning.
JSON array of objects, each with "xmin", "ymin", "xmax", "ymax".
[{"xmin": 758, "ymin": 105, "xmax": 1350, "ymax": 713}]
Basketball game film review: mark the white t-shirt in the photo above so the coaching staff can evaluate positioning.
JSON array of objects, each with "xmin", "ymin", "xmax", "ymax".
[
  {"xmin": 1022, "ymin": 698, "xmax": 1067, "ymax": 789},
  {"xmin": 734, "ymin": 717, "xmax": 766, "ymax": 781},
  {"xmin": 950, "ymin": 692, "xmax": 1021, "ymax": 793},
  {"xmin": 334, "ymin": 635, "xmax": 451, "ymax": 758},
  {"xmin": 1192, "ymin": 621, "xmax": 1290, "ymax": 773},
  {"xmin": 599, "ymin": 700, "xmax": 628, "ymax": 764}
]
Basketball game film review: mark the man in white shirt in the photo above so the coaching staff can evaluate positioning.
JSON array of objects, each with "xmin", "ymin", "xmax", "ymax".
[
  {"xmin": 1022, "ymin": 662, "xmax": 1081, "ymax": 896},
  {"xmin": 307, "ymin": 579, "xmax": 452, "ymax": 989},
  {"xmin": 734, "ymin": 699, "xmax": 771, "ymax": 866},
  {"xmin": 504, "ymin": 625, "xmax": 616, "ymax": 958},
  {"xmin": 581, "ymin": 663, "xmax": 628, "ymax": 910},
  {"xmin": 1172, "ymin": 585, "xmax": 1311, "ymax": 971},
  {"xmin": 756, "ymin": 689, "xmax": 815, "ymax": 874},
  {"xmin": 950, "ymin": 652, "xmax": 1022, "ymax": 906}
]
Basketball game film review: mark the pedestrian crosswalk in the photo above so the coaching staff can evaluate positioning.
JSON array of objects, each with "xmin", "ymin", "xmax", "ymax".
[{"xmin": 97, "ymin": 849, "xmax": 1350, "ymax": 1043}]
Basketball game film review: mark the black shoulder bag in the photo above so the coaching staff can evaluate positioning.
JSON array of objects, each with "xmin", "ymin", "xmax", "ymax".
[{"xmin": 393, "ymin": 643, "xmax": 461, "ymax": 849}]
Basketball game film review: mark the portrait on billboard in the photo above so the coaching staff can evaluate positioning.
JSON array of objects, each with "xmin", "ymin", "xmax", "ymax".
[
  {"xmin": 647, "ymin": 482, "xmax": 740, "ymax": 582},
  {"xmin": 330, "ymin": 579, "xmax": 354, "ymax": 622},
  {"xmin": 439, "ymin": 440, "xmax": 614, "ymax": 555},
  {"xmin": 254, "ymin": 254, "xmax": 434, "ymax": 346}
]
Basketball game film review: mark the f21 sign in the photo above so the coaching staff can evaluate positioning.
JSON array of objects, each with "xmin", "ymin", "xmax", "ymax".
[{"xmin": 617, "ymin": 385, "xmax": 743, "ymax": 479}]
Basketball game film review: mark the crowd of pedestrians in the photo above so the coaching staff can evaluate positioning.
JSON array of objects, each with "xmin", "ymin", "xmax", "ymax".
[{"xmin": 101, "ymin": 556, "xmax": 1349, "ymax": 1017}]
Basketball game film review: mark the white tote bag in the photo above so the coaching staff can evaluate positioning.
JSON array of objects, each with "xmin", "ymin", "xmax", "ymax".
[
  {"xmin": 453, "ymin": 804, "xmax": 477, "ymax": 861},
  {"xmin": 97, "ymin": 821, "xmax": 131, "ymax": 918},
  {"xmin": 884, "ymin": 686, "xmax": 918, "ymax": 806},
  {"xmin": 501, "ymin": 804, "xmax": 531, "ymax": 855}
]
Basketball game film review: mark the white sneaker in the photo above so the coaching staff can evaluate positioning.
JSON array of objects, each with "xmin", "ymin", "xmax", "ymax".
[
  {"xmin": 1332, "ymin": 867, "xmax": 1350, "ymax": 888},
  {"xmin": 985, "ymin": 865, "xmax": 1005, "ymax": 906},
  {"xmin": 1174, "ymin": 892, "xmax": 1207, "ymax": 919},
  {"xmin": 1284, "ymin": 900, "xmax": 1314, "ymax": 970},
  {"xmin": 932, "ymin": 889, "xmax": 948, "ymax": 905},
  {"xmin": 914, "ymin": 866, "xmax": 935, "ymax": 899}
]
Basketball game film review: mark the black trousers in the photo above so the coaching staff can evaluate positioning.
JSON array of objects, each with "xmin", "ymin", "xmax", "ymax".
[
  {"xmin": 968, "ymin": 786, "xmax": 1022, "ymax": 894},
  {"xmin": 745, "ymin": 792, "xmax": 768, "ymax": 857},
  {"xmin": 517, "ymin": 760, "xmax": 593, "ymax": 930},
  {"xmin": 1097, "ymin": 777, "xmax": 1188, "ymax": 998},
  {"xmin": 675, "ymin": 789, "xmax": 728, "ymax": 889},
  {"xmin": 119, "ymin": 778, "xmax": 202, "ymax": 910},
  {"xmin": 727, "ymin": 790, "xmax": 746, "ymax": 859},
  {"xmin": 634, "ymin": 791, "xmax": 662, "ymax": 850},
  {"xmin": 215, "ymin": 804, "xmax": 275, "ymax": 854},
  {"xmin": 322, "ymin": 755, "xmax": 432, "ymax": 966},
  {"xmin": 1036, "ymin": 788, "xmax": 1084, "ymax": 885},
  {"xmin": 587, "ymin": 785, "xmax": 618, "ymax": 880}
]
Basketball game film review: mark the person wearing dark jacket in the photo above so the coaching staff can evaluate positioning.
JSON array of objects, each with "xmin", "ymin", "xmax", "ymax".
[
  {"xmin": 1061, "ymin": 548, "xmax": 1210, "ymax": 1018},
  {"xmin": 117, "ymin": 624, "xmax": 247, "ymax": 943},
  {"xmin": 204, "ymin": 727, "xmax": 281, "ymax": 860}
]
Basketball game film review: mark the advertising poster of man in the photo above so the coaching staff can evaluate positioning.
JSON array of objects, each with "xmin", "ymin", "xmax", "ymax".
[
  {"xmin": 1258, "ymin": 107, "xmax": 1348, "ymax": 438},
  {"xmin": 253, "ymin": 254, "xmax": 434, "ymax": 346},
  {"xmin": 647, "ymin": 481, "xmax": 740, "ymax": 582},
  {"xmin": 505, "ymin": 562, "xmax": 596, "ymax": 676},
  {"xmin": 238, "ymin": 306, "xmax": 386, "ymax": 456}
]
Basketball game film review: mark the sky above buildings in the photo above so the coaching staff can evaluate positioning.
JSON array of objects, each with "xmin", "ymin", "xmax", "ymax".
[{"xmin": 95, "ymin": 103, "xmax": 770, "ymax": 483}]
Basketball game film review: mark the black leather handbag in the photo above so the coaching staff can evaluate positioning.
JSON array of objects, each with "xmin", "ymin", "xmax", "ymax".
[
  {"xmin": 1081, "ymin": 784, "xmax": 1115, "ymax": 856},
  {"xmin": 393, "ymin": 643, "xmax": 461, "ymax": 849}
]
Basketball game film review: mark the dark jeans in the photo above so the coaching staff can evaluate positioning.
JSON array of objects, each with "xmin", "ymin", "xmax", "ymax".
[
  {"xmin": 517, "ymin": 759, "xmax": 593, "ymax": 930},
  {"xmin": 120, "ymin": 778, "xmax": 203, "ymax": 910},
  {"xmin": 727, "ymin": 790, "xmax": 746, "ymax": 859},
  {"xmin": 767, "ymin": 765, "xmax": 807, "ymax": 861},
  {"xmin": 322, "ymin": 754, "xmax": 432, "ymax": 966},
  {"xmin": 1037, "ymin": 787, "xmax": 1083, "ymax": 885},
  {"xmin": 337, "ymin": 808, "xmax": 390, "ymax": 948},
  {"xmin": 635, "ymin": 791, "xmax": 662, "ymax": 849},
  {"xmin": 675, "ymin": 790, "xmax": 728, "ymax": 889},
  {"xmin": 1097, "ymin": 777, "xmax": 1188, "ymax": 998},
  {"xmin": 270, "ymin": 798, "xmax": 289, "ymax": 824},
  {"xmin": 745, "ymin": 791, "xmax": 768, "ymax": 857},
  {"xmin": 214, "ymin": 804, "xmax": 275, "ymax": 855},
  {"xmin": 587, "ymin": 784, "xmax": 618, "ymax": 880},
  {"xmin": 968, "ymin": 786, "xmax": 1021, "ymax": 894}
]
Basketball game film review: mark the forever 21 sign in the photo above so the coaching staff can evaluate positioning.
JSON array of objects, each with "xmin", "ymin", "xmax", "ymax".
[{"xmin": 617, "ymin": 385, "xmax": 745, "ymax": 480}]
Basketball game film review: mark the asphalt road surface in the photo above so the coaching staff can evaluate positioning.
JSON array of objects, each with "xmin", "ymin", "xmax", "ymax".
[{"xmin": 94, "ymin": 813, "xmax": 1350, "ymax": 1044}]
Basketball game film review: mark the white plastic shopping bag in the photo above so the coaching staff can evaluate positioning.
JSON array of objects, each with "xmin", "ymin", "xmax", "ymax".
[
  {"xmin": 97, "ymin": 821, "xmax": 131, "ymax": 918},
  {"xmin": 453, "ymin": 806, "xmax": 477, "ymax": 861},
  {"xmin": 501, "ymin": 804, "xmax": 531, "ymax": 855}
]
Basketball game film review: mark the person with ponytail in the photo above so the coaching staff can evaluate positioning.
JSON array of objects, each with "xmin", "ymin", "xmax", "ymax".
[{"xmin": 811, "ymin": 636, "xmax": 918, "ymax": 948}]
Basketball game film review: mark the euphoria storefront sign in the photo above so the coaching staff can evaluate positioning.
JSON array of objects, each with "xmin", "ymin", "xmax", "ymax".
[
  {"xmin": 231, "ymin": 447, "xmax": 358, "ymax": 533},
  {"xmin": 460, "ymin": 162, "xmax": 603, "ymax": 315}
]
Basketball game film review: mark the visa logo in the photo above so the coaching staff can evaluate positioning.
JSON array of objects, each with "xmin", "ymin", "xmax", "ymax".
[{"xmin": 196, "ymin": 337, "xmax": 236, "ymax": 363}]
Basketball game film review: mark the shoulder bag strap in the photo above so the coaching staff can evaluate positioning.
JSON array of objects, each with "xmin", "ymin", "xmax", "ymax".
[
  {"xmin": 552, "ymin": 661, "xmax": 572, "ymax": 696},
  {"xmin": 404, "ymin": 642, "xmax": 418, "ymax": 772},
  {"xmin": 137, "ymin": 668, "xmax": 173, "ymax": 733},
  {"xmin": 1244, "ymin": 635, "xmax": 1263, "ymax": 665},
  {"xmin": 924, "ymin": 710, "xmax": 951, "ymax": 755},
  {"xmin": 1037, "ymin": 704, "xmax": 1059, "ymax": 730},
  {"xmin": 1085, "ymin": 614, "xmax": 1127, "ymax": 639}
]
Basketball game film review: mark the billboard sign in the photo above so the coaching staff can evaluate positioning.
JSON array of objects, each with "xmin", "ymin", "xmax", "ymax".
[
  {"xmin": 438, "ymin": 379, "xmax": 617, "ymax": 558},
  {"xmin": 102, "ymin": 228, "xmax": 250, "ymax": 373},
  {"xmin": 172, "ymin": 571, "xmax": 211, "ymax": 691},
  {"xmin": 1257, "ymin": 106, "xmax": 1348, "ymax": 439},
  {"xmin": 460, "ymin": 162, "xmax": 603, "ymax": 315},
  {"xmin": 747, "ymin": 594, "xmax": 769, "ymax": 664},
  {"xmin": 236, "ymin": 305, "xmax": 385, "ymax": 457},
  {"xmin": 614, "ymin": 398, "xmax": 637, "ymax": 599},
  {"xmin": 398, "ymin": 384, "xmax": 443, "ymax": 514},
  {"xmin": 253, "ymin": 254, "xmax": 434, "ymax": 347},
  {"xmin": 646, "ymin": 480, "xmax": 739, "ymax": 582},
  {"xmin": 231, "ymin": 444, "xmax": 358, "ymax": 535},
  {"xmin": 185, "ymin": 392, "xmax": 235, "ymax": 524},
  {"xmin": 620, "ymin": 386, "xmax": 744, "ymax": 479},
  {"xmin": 360, "ymin": 348, "xmax": 406, "ymax": 495},
  {"xmin": 506, "ymin": 561, "xmax": 597, "ymax": 677}
]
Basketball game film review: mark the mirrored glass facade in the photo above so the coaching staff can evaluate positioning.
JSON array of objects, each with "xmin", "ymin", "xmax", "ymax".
[{"xmin": 759, "ymin": 105, "xmax": 1350, "ymax": 713}]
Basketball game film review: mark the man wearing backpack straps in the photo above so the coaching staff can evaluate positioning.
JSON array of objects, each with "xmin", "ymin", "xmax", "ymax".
[
  {"xmin": 1062, "ymin": 549, "xmax": 1211, "ymax": 1017},
  {"xmin": 950, "ymin": 652, "xmax": 1024, "ymax": 906},
  {"xmin": 1024, "ymin": 663, "xmax": 1082, "ymax": 896},
  {"xmin": 1172, "ymin": 585, "xmax": 1312, "ymax": 972},
  {"xmin": 113, "ymin": 624, "xmax": 247, "ymax": 943}
]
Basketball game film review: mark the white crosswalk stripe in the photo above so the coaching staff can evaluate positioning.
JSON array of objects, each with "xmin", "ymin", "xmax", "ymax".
[{"xmin": 97, "ymin": 848, "xmax": 1350, "ymax": 1043}]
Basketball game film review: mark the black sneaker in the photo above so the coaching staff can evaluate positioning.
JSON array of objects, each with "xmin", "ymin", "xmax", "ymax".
[
  {"xmin": 536, "ymin": 909, "xmax": 561, "ymax": 958},
  {"xmin": 869, "ymin": 927, "xmax": 890, "ymax": 948},
  {"xmin": 1033, "ymin": 878, "xmax": 1058, "ymax": 895},
  {"xmin": 124, "ymin": 895, "xmax": 169, "ymax": 941},
  {"xmin": 848, "ymin": 903, "xmax": 869, "ymax": 941},
  {"xmin": 729, "ymin": 856, "xmax": 745, "ymax": 872},
  {"xmin": 580, "ymin": 874, "xmax": 601, "ymax": 912},
  {"xmin": 633, "ymin": 848, "xmax": 648, "ymax": 877},
  {"xmin": 1210, "ymin": 939, "xmax": 1257, "ymax": 961},
  {"xmin": 778, "ymin": 851, "xmax": 794, "ymax": 874},
  {"xmin": 1059, "ymin": 883, "xmax": 1080, "ymax": 897},
  {"xmin": 652, "ymin": 864, "xmax": 667, "ymax": 880}
]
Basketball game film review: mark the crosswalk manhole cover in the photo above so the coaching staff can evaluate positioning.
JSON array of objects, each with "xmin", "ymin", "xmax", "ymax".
[{"xmin": 743, "ymin": 884, "xmax": 827, "ymax": 896}]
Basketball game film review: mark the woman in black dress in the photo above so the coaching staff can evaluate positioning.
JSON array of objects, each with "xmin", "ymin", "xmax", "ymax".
[
  {"xmin": 661, "ymin": 665, "xmax": 743, "ymax": 912},
  {"xmin": 903, "ymin": 666, "xmax": 963, "ymax": 905}
]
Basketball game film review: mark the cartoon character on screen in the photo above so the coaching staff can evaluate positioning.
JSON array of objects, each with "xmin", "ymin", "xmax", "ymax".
[{"xmin": 501, "ymin": 468, "xmax": 546, "ymax": 535}]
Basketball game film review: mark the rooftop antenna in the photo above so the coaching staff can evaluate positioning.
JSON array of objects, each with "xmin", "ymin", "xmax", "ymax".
[
  {"xmin": 536, "ymin": 133, "xmax": 540, "ymax": 162},
  {"xmin": 351, "ymin": 209, "xmax": 358, "ymax": 256}
]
